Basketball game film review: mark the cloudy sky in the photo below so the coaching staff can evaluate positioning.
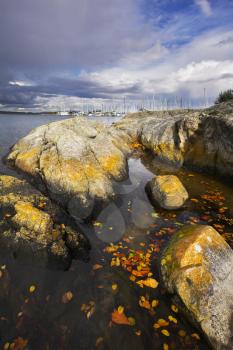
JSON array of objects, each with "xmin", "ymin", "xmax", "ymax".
[{"xmin": 0, "ymin": 0, "xmax": 233, "ymax": 111}]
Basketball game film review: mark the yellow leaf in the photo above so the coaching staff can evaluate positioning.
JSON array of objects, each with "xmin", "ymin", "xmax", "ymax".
[
  {"xmin": 112, "ymin": 283, "xmax": 118, "ymax": 291},
  {"xmin": 178, "ymin": 330, "xmax": 186, "ymax": 337},
  {"xmin": 152, "ymin": 299, "xmax": 159, "ymax": 308},
  {"xmin": 163, "ymin": 344, "xmax": 169, "ymax": 350},
  {"xmin": 157, "ymin": 319, "xmax": 169, "ymax": 327},
  {"xmin": 29, "ymin": 285, "xmax": 36, "ymax": 293},
  {"xmin": 141, "ymin": 278, "xmax": 158, "ymax": 289},
  {"xmin": 168, "ymin": 315, "xmax": 177, "ymax": 324},
  {"xmin": 161, "ymin": 329, "xmax": 170, "ymax": 337},
  {"xmin": 171, "ymin": 304, "xmax": 178, "ymax": 313},
  {"xmin": 161, "ymin": 259, "xmax": 166, "ymax": 266},
  {"xmin": 4, "ymin": 343, "xmax": 10, "ymax": 350},
  {"xmin": 128, "ymin": 317, "xmax": 136, "ymax": 326},
  {"xmin": 117, "ymin": 306, "xmax": 124, "ymax": 314},
  {"xmin": 130, "ymin": 275, "xmax": 136, "ymax": 282}
]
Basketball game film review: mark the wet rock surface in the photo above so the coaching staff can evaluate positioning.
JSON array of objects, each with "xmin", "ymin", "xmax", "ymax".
[
  {"xmin": 116, "ymin": 101, "xmax": 233, "ymax": 177},
  {"xmin": 0, "ymin": 175, "xmax": 90, "ymax": 269},
  {"xmin": 7, "ymin": 117, "xmax": 131, "ymax": 221},
  {"xmin": 147, "ymin": 175, "xmax": 188, "ymax": 210},
  {"xmin": 160, "ymin": 224, "xmax": 233, "ymax": 349}
]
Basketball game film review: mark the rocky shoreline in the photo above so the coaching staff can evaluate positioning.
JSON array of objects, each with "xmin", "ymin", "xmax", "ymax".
[{"xmin": 1, "ymin": 100, "xmax": 233, "ymax": 349}]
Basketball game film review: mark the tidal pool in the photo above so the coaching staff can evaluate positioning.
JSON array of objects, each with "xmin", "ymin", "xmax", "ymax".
[{"xmin": 1, "ymin": 114, "xmax": 233, "ymax": 350}]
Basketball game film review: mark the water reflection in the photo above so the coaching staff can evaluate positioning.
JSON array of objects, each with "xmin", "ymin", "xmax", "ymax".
[{"xmin": 1, "ymin": 114, "xmax": 231, "ymax": 349}]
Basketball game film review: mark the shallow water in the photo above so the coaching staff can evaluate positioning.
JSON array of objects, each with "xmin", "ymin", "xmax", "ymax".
[{"xmin": 0, "ymin": 114, "xmax": 233, "ymax": 350}]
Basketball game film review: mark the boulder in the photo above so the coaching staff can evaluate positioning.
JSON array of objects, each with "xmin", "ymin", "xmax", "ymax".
[
  {"xmin": 0, "ymin": 175, "xmax": 90, "ymax": 269},
  {"xmin": 116, "ymin": 101, "xmax": 233, "ymax": 178},
  {"xmin": 160, "ymin": 224, "xmax": 233, "ymax": 349},
  {"xmin": 7, "ymin": 118, "xmax": 131, "ymax": 221},
  {"xmin": 147, "ymin": 175, "xmax": 188, "ymax": 209}
]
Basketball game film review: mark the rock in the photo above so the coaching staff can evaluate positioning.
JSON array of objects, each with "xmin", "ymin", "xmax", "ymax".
[
  {"xmin": 147, "ymin": 175, "xmax": 188, "ymax": 209},
  {"xmin": 116, "ymin": 101, "xmax": 233, "ymax": 178},
  {"xmin": 7, "ymin": 118, "xmax": 131, "ymax": 220},
  {"xmin": 0, "ymin": 175, "xmax": 90, "ymax": 270},
  {"xmin": 160, "ymin": 224, "xmax": 233, "ymax": 349}
]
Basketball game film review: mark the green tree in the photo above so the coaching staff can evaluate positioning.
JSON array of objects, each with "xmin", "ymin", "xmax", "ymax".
[{"xmin": 215, "ymin": 89, "xmax": 233, "ymax": 104}]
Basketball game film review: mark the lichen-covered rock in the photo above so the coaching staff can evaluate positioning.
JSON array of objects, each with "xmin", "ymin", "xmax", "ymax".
[
  {"xmin": 147, "ymin": 175, "xmax": 188, "ymax": 209},
  {"xmin": 7, "ymin": 118, "xmax": 131, "ymax": 220},
  {"xmin": 0, "ymin": 175, "xmax": 90, "ymax": 269},
  {"xmin": 116, "ymin": 101, "xmax": 233, "ymax": 178},
  {"xmin": 160, "ymin": 225, "xmax": 233, "ymax": 349}
]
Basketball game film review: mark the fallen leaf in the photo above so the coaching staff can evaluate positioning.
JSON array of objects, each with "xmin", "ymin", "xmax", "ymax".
[
  {"xmin": 92, "ymin": 264, "xmax": 103, "ymax": 271},
  {"xmin": 111, "ymin": 309, "xmax": 130, "ymax": 326},
  {"xmin": 62, "ymin": 291, "xmax": 73, "ymax": 304},
  {"xmin": 152, "ymin": 299, "xmax": 159, "ymax": 308},
  {"xmin": 137, "ymin": 278, "xmax": 158, "ymax": 289},
  {"xmin": 171, "ymin": 304, "xmax": 178, "ymax": 313},
  {"xmin": 95, "ymin": 337, "xmax": 104, "ymax": 347},
  {"xmin": 117, "ymin": 305, "xmax": 124, "ymax": 314},
  {"xmin": 178, "ymin": 330, "xmax": 186, "ymax": 337},
  {"xmin": 128, "ymin": 317, "xmax": 136, "ymax": 326},
  {"xmin": 112, "ymin": 283, "xmax": 118, "ymax": 291},
  {"xmin": 153, "ymin": 319, "xmax": 169, "ymax": 328},
  {"xmin": 163, "ymin": 344, "xmax": 169, "ymax": 350},
  {"xmin": 135, "ymin": 330, "xmax": 141, "ymax": 336},
  {"xmin": 11, "ymin": 337, "xmax": 28, "ymax": 350},
  {"xmin": 29, "ymin": 285, "xmax": 36, "ymax": 293},
  {"xmin": 168, "ymin": 315, "xmax": 177, "ymax": 324},
  {"xmin": 191, "ymin": 333, "xmax": 200, "ymax": 340},
  {"xmin": 161, "ymin": 329, "xmax": 170, "ymax": 337}
]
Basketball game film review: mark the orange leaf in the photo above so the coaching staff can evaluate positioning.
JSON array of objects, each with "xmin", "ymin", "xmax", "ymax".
[
  {"xmin": 111, "ymin": 310, "xmax": 130, "ymax": 325},
  {"xmin": 93, "ymin": 264, "xmax": 103, "ymax": 271}
]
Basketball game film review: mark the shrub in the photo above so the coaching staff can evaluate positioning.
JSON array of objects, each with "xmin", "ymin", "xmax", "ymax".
[{"xmin": 215, "ymin": 89, "xmax": 233, "ymax": 104}]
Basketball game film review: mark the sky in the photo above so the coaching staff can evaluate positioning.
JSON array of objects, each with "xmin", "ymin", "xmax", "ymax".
[{"xmin": 0, "ymin": 0, "xmax": 233, "ymax": 111}]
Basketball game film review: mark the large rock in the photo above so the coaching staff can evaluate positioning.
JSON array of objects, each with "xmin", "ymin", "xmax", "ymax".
[
  {"xmin": 147, "ymin": 175, "xmax": 188, "ymax": 209},
  {"xmin": 0, "ymin": 175, "xmax": 90, "ymax": 269},
  {"xmin": 7, "ymin": 118, "xmax": 131, "ymax": 220},
  {"xmin": 116, "ymin": 101, "xmax": 233, "ymax": 177},
  {"xmin": 160, "ymin": 224, "xmax": 233, "ymax": 349}
]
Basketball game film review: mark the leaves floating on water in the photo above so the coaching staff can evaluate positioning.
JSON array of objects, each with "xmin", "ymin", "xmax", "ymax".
[
  {"xmin": 171, "ymin": 304, "xmax": 179, "ymax": 313},
  {"xmin": 161, "ymin": 329, "xmax": 170, "ymax": 337},
  {"xmin": 92, "ymin": 264, "xmax": 103, "ymax": 271},
  {"xmin": 62, "ymin": 291, "xmax": 73, "ymax": 304},
  {"xmin": 111, "ymin": 283, "xmax": 118, "ymax": 291},
  {"xmin": 137, "ymin": 277, "xmax": 158, "ymax": 289},
  {"xmin": 112, "ymin": 309, "xmax": 130, "ymax": 325},
  {"xmin": 81, "ymin": 301, "xmax": 96, "ymax": 319},
  {"xmin": 29, "ymin": 285, "xmax": 36, "ymax": 293}
]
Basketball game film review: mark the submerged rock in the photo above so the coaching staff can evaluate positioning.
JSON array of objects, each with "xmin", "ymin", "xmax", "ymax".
[
  {"xmin": 0, "ymin": 175, "xmax": 90, "ymax": 270},
  {"xmin": 147, "ymin": 175, "xmax": 188, "ymax": 209},
  {"xmin": 7, "ymin": 118, "xmax": 131, "ymax": 221},
  {"xmin": 160, "ymin": 224, "xmax": 233, "ymax": 349}
]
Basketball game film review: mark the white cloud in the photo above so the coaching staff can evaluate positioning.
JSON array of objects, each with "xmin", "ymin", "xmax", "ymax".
[
  {"xmin": 79, "ymin": 29, "xmax": 233, "ymax": 101},
  {"xmin": 9, "ymin": 80, "xmax": 33, "ymax": 87},
  {"xmin": 195, "ymin": 0, "xmax": 212, "ymax": 16}
]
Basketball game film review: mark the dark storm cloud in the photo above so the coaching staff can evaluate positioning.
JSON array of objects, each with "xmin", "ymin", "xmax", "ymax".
[
  {"xmin": 0, "ymin": 0, "xmax": 145, "ymax": 70},
  {"xmin": 0, "ymin": 0, "xmax": 148, "ymax": 107}
]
